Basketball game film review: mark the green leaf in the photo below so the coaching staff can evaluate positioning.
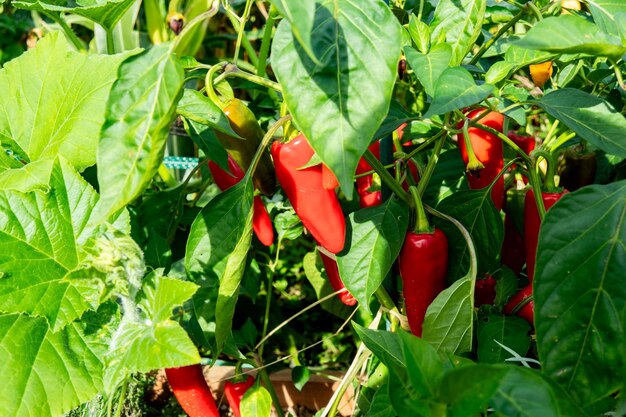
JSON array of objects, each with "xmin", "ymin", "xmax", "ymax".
[
  {"xmin": 303, "ymin": 251, "xmax": 352, "ymax": 317},
  {"xmin": 0, "ymin": 307, "xmax": 115, "ymax": 417},
  {"xmin": 491, "ymin": 367, "xmax": 587, "ymax": 417},
  {"xmin": 435, "ymin": 189, "xmax": 504, "ymax": 281},
  {"xmin": 503, "ymin": 45, "xmax": 554, "ymax": 67},
  {"xmin": 588, "ymin": 0, "xmax": 626, "ymax": 38},
  {"xmin": 274, "ymin": 209, "xmax": 304, "ymax": 241},
  {"xmin": 144, "ymin": 231, "xmax": 172, "ymax": 270},
  {"xmin": 177, "ymin": 89, "xmax": 239, "ymax": 137},
  {"xmin": 104, "ymin": 271, "xmax": 200, "ymax": 393},
  {"xmin": 477, "ymin": 315, "xmax": 531, "ymax": 363},
  {"xmin": 271, "ymin": 0, "xmax": 402, "ymax": 199},
  {"xmin": 485, "ymin": 61, "xmax": 516, "ymax": 84},
  {"xmin": 364, "ymin": 384, "xmax": 396, "ymax": 417},
  {"xmin": 0, "ymin": 32, "xmax": 127, "ymax": 192},
  {"xmin": 270, "ymin": 0, "xmax": 318, "ymax": 65},
  {"xmin": 422, "ymin": 276, "xmax": 473, "ymax": 354},
  {"xmin": 292, "ymin": 366, "xmax": 310, "ymax": 391},
  {"xmin": 240, "ymin": 385, "xmax": 272, "ymax": 417},
  {"xmin": 439, "ymin": 364, "xmax": 507, "ymax": 417},
  {"xmin": 13, "ymin": 0, "xmax": 135, "ymax": 30},
  {"xmin": 430, "ymin": 0, "xmax": 486, "ymax": 65},
  {"xmin": 183, "ymin": 119, "xmax": 229, "ymax": 170},
  {"xmin": 404, "ymin": 44, "xmax": 452, "ymax": 97},
  {"xmin": 516, "ymin": 15, "xmax": 626, "ymax": 59},
  {"xmin": 535, "ymin": 181, "xmax": 626, "ymax": 405},
  {"xmin": 95, "ymin": 43, "xmax": 185, "ymax": 222},
  {"xmin": 423, "ymin": 67, "xmax": 495, "ymax": 118},
  {"xmin": 337, "ymin": 199, "xmax": 409, "ymax": 312},
  {"xmin": 0, "ymin": 159, "xmax": 128, "ymax": 331},
  {"xmin": 422, "ymin": 148, "xmax": 467, "ymax": 205},
  {"xmin": 408, "ymin": 15, "xmax": 430, "ymax": 54},
  {"xmin": 538, "ymin": 89, "xmax": 626, "ymax": 157},
  {"xmin": 185, "ymin": 179, "xmax": 254, "ymax": 353}
]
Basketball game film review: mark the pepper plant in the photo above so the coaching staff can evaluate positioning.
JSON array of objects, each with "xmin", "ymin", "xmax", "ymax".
[{"xmin": 0, "ymin": 0, "xmax": 625, "ymax": 416}]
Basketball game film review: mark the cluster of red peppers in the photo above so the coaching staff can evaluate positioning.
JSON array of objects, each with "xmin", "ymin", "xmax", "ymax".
[{"xmin": 455, "ymin": 108, "xmax": 572, "ymax": 327}]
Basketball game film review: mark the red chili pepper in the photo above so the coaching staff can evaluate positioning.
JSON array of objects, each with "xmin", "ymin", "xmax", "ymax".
[
  {"xmin": 271, "ymin": 134, "xmax": 346, "ymax": 254},
  {"xmin": 208, "ymin": 157, "xmax": 274, "ymax": 247},
  {"xmin": 398, "ymin": 228, "xmax": 448, "ymax": 337},
  {"xmin": 458, "ymin": 109, "xmax": 505, "ymax": 211},
  {"xmin": 475, "ymin": 274, "xmax": 497, "ymax": 307},
  {"xmin": 319, "ymin": 252, "xmax": 357, "ymax": 306},
  {"xmin": 524, "ymin": 189, "xmax": 568, "ymax": 282},
  {"xmin": 503, "ymin": 284, "xmax": 534, "ymax": 325},
  {"xmin": 224, "ymin": 375, "xmax": 255, "ymax": 417},
  {"xmin": 355, "ymin": 141, "xmax": 382, "ymax": 208},
  {"xmin": 165, "ymin": 365, "xmax": 220, "ymax": 417},
  {"xmin": 501, "ymin": 213, "xmax": 526, "ymax": 275},
  {"xmin": 507, "ymin": 132, "xmax": 536, "ymax": 156},
  {"xmin": 321, "ymin": 164, "xmax": 340, "ymax": 190}
]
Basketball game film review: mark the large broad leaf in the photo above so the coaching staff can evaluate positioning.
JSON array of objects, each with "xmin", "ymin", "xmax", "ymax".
[
  {"xmin": 491, "ymin": 367, "xmax": 588, "ymax": 417},
  {"xmin": 423, "ymin": 67, "xmax": 495, "ymax": 118},
  {"xmin": 185, "ymin": 179, "xmax": 254, "ymax": 353},
  {"xmin": 0, "ymin": 158, "xmax": 128, "ymax": 331},
  {"xmin": 0, "ymin": 311, "xmax": 112, "ymax": 417},
  {"xmin": 0, "ymin": 32, "xmax": 127, "ymax": 192},
  {"xmin": 429, "ymin": 0, "xmax": 486, "ymax": 66},
  {"xmin": 337, "ymin": 199, "xmax": 408, "ymax": 312},
  {"xmin": 435, "ymin": 189, "xmax": 504, "ymax": 281},
  {"xmin": 516, "ymin": 15, "xmax": 626, "ymax": 59},
  {"xmin": 477, "ymin": 315, "xmax": 531, "ymax": 364},
  {"xmin": 103, "ymin": 272, "xmax": 200, "ymax": 393},
  {"xmin": 95, "ymin": 43, "xmax": 184, "ymax": 222},
  {"xmin": 240, "ymin": 385, "xmax": 272, "ymax": 417},
  {"xmin": 404, "ymin": 44, "xmax": 452, "ymax": 97},
  {"xmin": 422, "ymin": 148, "xmax": 467, "ymax": 205},
  {"xmin": 270, "ymin": 0, "xmax": 317, "ymax": 64},
  {"xmin": 538, "ymin": 89, "xmax": 626, "ymax": 157},
  {"xmin": 535, "ymin": 182, "xmax": 626, "ymax": 406},
  {"xmin": 422, "ymin": 276, "xmax": 474, "ymax": 354},
  {"xmin": 271, "ymin": 0, "xmax": 402, "ymax": 199},
  {"xmin": 13, "ymin": 0, "xmax": 136, "ymax": 31},
  {"xmin": 439, "ymin": 365, "xmax": 507, "ymax": 417},
  {"xmin": 588, "ymin": 0, "xmax": 626, "ymax": 37}
]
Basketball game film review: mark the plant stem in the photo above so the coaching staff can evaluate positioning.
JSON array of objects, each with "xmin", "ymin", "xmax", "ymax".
[
  {"xmin": 215, "ymin": 65, "xmax": 283, "ymax": 92},
  {"xmin": 469, "ymin": 4, "xmax": 527, "ymax": 65},
  {"xmin": 416, "ymin": 132, "xmax": 446, "ymax": 197},
  {"xmin": 247, "ymin": 115, "xmax": 291, "ymax": 180},
  {"xmin": 227, "ymin": 10, "xmax": 259, "ymax": 67},
  {"xmin": 256, "ymin": 5, "xmax": 276, "ymax": 77},
  {"xmin": 113, "ymin": 379, "xmax": 128, "ymax": 417},
  {"xmin": 47, "ymin": 13, "xmax": 85, "ymax": 51},
  {"xmin": 363, "ymin": 151, "xmax": 411, "ymax": 206},
  {"xmin": 461, "ymin": 118, "xmax": 485, "ymax": 172},
  {"xmin": 533, "ymin": 149, "xmax": 557, "ymax": 191},
  {"xmin": 409, "ymin": 186, "xmax": 431, "ymax": 234},
  {"xmin": 106, "ymin": 29, "xmax": 116, "ymax": 54},
  {"xmin": 374, "ymin": 286, "xmax": 402, "ymax": 331},
  {"xmin": 204, "ymin": 64, "xmax": 224, "ymax": 105},
  {"xmin": 234, "ymin": 0, "xmax": 254, "ymax": 65}
]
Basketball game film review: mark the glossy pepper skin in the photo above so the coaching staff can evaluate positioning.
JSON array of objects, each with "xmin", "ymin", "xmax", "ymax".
[
  {"xmin": 475, "ymin": 275, "xmax": 497, "ymax": 307},
  {"xmin": 458, "ymin": 109, "xmax": 505, "ymax": 211},
  {"xmin": 529, "ymin": 61, "xmax": 553, "ymax": 88},
  {"xmin": 322, "ymin": 164, "xmax": 340, "ymax": 190},
  {"xmin": 399, "ymin": 228, "xmax": 448, "ymax": 337},
  {"xmin": 208, "ymin": 157, "xmax": 274, "ymax": 247},
  {"xmin": 501, "ymin": 213, "xmax": 526, "ymax": 275},
  {"xmin": 215, "ymin": 98, "xmax": 276, "ymax": 195},
  {"xmin": 320, "ymin": 252, "xmax": 357, "ymax": 306},
  {"xmin": 355, "ymin": 141, "xmax": 382, "ymax": 208},
  {"xmin": 271, "ymin": 134, "xmax": 346, "ymax": 254},
  {"xmin": 503, "ymin": 284, "xmax": 534, "ymax": 325},
  {"xmin": 558, "ymin": 149, "xmax": 597, "ymax": 191},
  {"xmin": 524, "ymin": 189, "xmax": 568, "ymax": 282},
  {"xmin": 508, "ymin": 133, "xmax": 536, "ymax": 156},
  {"xmin": 224, "ymin": 375, "xmax": 255, "ymax": 417},
  {"xmin": 165, "ymin": 365, "xmax": 220, "ymax": 417}
]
